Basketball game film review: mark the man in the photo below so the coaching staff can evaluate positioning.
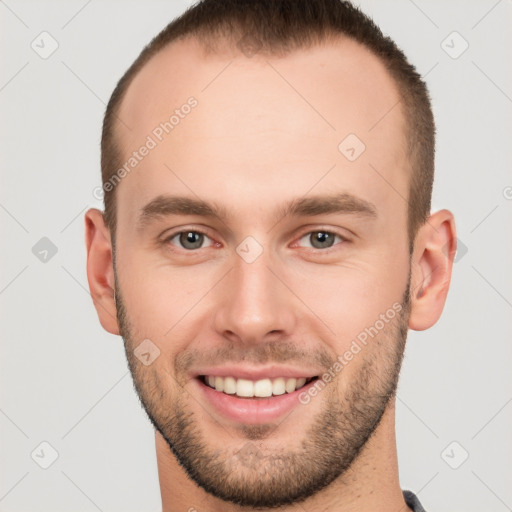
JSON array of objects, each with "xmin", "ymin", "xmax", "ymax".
[{"xmin": 85, "ymin": 1, "xmax": 456, "ymax": 510}]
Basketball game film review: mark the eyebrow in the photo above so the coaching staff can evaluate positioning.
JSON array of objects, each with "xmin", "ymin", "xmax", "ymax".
[{"xmin": 137, "ymin": 192, "xmax": 377, "ymax": 230}]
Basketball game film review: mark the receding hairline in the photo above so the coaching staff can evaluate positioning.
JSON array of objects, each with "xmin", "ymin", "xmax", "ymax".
[{"xmin": 113, "ymin": 31, "xmax": 406, "ymax": 165}]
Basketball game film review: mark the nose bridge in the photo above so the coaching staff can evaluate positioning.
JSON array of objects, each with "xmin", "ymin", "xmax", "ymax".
[{"xmin": 212, "ymin": 245, "xmax": 297, "ymax": 343}]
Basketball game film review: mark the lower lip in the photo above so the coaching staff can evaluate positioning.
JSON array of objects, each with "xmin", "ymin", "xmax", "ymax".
[{"xmin": 194, "ymin": 377, "xmax": 318, "ymax": 424}]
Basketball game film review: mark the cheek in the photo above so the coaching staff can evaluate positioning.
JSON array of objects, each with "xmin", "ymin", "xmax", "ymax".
[
  {"xmin": 117, "ymin": 257, "xmax": 215, "ymax": 352},
  {"xmin": 289, "ymin": 259, "xmax": 407, "ymax": 344}
]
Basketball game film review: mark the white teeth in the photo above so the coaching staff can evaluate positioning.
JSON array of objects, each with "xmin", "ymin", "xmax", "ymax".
[
  {"xmin": 236, "ymin": 378, "xmax": 254, "ymax": 397},
  {"xmin": 223, "ymin": 376, "xmax": 237, "ymax": 394},
  {"xmin": 296, "ymin": 377, "xmax": 307, "ymax": 389},
  {"xmin": 254, "ymin": 378, "xmax": 273, "ymax": 397},
  {"xmin": 272, "ymin": 377, "xmax": 286, "ymax": 396},
  {"xmin": 285, "ymin": 378, "xmax": 297, "ymax": 393},
  {"xmin": 203, "ymin": 375, "xmax": 312, "ymax": 397},
  {"xmin": 214, "ymin": 376, "xmax": 224, "ymax": 392}
]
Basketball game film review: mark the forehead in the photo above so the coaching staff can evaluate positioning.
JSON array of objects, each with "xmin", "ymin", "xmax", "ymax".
[{"xmin": 115, "ymin": 36, "xmax": 408, "ymax": 229}]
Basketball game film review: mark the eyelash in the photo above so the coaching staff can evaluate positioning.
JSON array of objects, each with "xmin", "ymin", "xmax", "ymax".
[{"xmin": 162, "ymin": 227, "xmax": 349, "ymax": 253}]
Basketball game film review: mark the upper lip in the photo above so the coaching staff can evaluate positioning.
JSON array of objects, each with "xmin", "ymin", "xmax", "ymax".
[{"xmin": 191, "ymin": 365, "xmax": 321, "ymax": 381}]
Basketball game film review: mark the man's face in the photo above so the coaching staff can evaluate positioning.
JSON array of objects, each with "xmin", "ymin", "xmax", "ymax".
[{"xmin": 113, "ymin": 37, "xmax": 412, "ymax": 507}]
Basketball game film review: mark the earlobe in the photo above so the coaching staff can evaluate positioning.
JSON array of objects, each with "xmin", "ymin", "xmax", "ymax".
[
  {"xmin": 408, "ymin": 209, "xmax": 457, "ymax": 331},
  {"xmin": 84, "ymin": 208, "xmax": 120, "ymax": 335}
]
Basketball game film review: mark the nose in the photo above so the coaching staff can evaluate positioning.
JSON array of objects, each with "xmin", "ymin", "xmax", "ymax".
[{"xmin": 212, "ymin": 247, "xmax": 298, "ymax": 345}]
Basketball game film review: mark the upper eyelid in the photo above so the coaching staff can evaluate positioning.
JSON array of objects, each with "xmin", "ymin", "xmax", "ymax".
[{"xmin": 161, "ymin": 226, "xmax": 213, "ymax": 240}]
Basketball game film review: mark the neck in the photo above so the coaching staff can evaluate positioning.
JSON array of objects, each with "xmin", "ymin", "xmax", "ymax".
[{"xmin": 157, "ymin": 398, "xmax": 411, "ymax": 512}]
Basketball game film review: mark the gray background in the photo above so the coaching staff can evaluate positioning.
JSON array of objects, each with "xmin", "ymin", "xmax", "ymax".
[{"xmin": 1, "ymin": 0, "xmax": 511, "ymax": 511}]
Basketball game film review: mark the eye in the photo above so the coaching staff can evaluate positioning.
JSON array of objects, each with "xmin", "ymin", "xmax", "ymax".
[
  {"xmin": 297, "ymin": 230, "xmax": 346, "ymax": 250},
  {"xmin": 165, "ymin": 230, "xmax": 215, "ymax": 250}
]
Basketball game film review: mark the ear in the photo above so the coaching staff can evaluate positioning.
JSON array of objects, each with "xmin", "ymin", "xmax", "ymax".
[
  {"xmin": 409, "ymin": 209, "xmax": 457, "ymax": 331},
  {"xmin": 84, "ymin": 208, "xmax": 120, "ymax": 335}
]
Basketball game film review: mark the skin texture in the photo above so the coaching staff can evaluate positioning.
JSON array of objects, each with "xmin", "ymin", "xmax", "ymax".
[{"xmin": 85, "ymin": 36, "xmax": 456, "ymax": 512}]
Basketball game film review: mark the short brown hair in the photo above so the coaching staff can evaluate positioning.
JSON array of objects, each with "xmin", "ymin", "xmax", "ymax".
[{"xmin": 101, "ymin": 0, "xmax": 435, "ymax": 247}]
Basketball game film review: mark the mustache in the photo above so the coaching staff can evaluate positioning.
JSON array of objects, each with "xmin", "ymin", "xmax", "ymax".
[{"xmin": 174, "ymin": 340, "xmax": 336, "ymax": 376}]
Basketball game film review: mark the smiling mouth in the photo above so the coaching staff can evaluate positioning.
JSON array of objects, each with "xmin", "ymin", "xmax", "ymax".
[{"xmin": 199, "ymin": 375, "xmax": 319, "ymax": 399}]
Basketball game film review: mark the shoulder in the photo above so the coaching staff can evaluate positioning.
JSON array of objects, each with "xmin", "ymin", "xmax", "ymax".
[{"xmin": 403, "ymin": 490, "xmax": 427, "ymax": 512}]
